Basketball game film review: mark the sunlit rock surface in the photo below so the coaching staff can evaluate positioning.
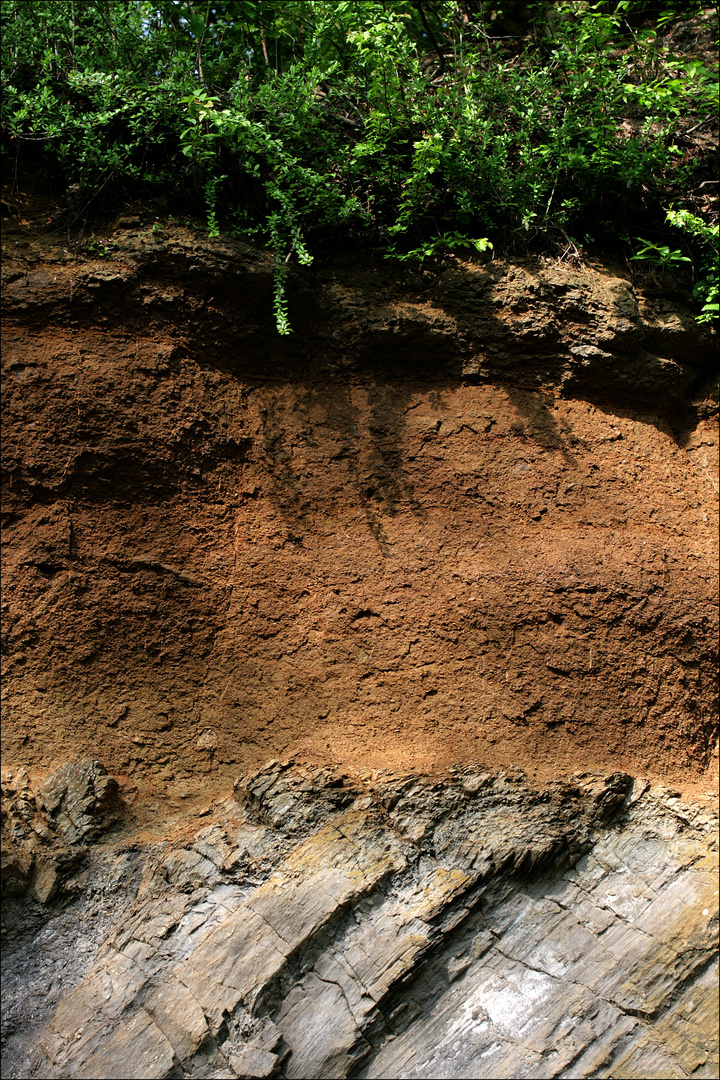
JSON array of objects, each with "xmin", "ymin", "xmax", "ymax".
[{"xmin": 2, "ymin": 761, "xmax": 717, "ymax": 1079}]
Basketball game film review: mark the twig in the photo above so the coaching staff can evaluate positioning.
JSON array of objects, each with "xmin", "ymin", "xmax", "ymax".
[
  {"xmin": 414, "ymin": 2, "xmax": 445, "ymax": 74},
  {"xmin": 681, "ymin": 114, "xmax": 715, "ymax": 136},
  {"xmin": 558, "ymin": 228, "xmax": 580, "ymax": 261}
]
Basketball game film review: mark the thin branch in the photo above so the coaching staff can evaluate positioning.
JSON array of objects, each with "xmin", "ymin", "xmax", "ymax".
[
  {"xmin": 413, "ymin": 1, "xmax": 445, "ymax": 74},
  {"xmin": 681, "ymin": 113, "xmax": 715, "ymax": 136}
]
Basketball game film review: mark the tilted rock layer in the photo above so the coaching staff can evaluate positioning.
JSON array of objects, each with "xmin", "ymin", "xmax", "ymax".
[
  {"xmin": 1, "ymin": 224, "xmax": 718, "ymax": 790},
  {"xmin": 1, "ymin": 761, "xmax": 718, "ymax": 1079}
]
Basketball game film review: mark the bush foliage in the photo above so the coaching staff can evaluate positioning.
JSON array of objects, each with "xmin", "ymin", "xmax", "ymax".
[{"xmin": 2, "ymin": 1, "xmax": 718, "ymax": 330}]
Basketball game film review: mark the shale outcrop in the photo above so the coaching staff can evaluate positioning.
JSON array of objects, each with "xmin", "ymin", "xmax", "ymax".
[{"xmin": 1, "ymin": 760, "xmax": 718, "ymax": 1079}]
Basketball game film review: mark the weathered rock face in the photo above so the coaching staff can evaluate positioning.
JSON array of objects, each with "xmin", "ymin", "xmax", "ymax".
[
  {"xmin": 1, "ymin": 202, "xmax": 718, "ymax": 1079},
  {"xmin": 1, "ymin": 226, "xmax": 718, "ymax": 791},
  {"xmin": 1, "ymin": 760, "xmax": 120, "ymax": 905},
  {"xmin": 2, "ymin": 761, "xmax": 717, "ymax": 1079}
]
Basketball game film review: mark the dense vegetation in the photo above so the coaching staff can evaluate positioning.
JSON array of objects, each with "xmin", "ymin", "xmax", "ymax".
[{"xmin": 2, "ymin": 1, "xmax": 718, "ymax": 331}]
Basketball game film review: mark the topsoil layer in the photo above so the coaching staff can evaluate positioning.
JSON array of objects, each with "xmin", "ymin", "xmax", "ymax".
[{"xmin": 1, "ymin": 184, "xmax": 718, "ymax": 805}]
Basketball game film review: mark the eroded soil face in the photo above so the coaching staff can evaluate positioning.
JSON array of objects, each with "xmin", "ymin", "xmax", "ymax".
[
  {"xmin": 2, "ymin": 193, "xmax": 719, "ymax": 1080},
  {"xmin": 1, "ymin": 216, "xmax": 718, "ymax": 802}
]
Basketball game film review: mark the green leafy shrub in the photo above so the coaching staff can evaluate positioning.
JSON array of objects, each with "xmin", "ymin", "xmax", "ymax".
[
  {"xmin": 1, "ymin": 1, "xmax": 717, "ymax": 331},
  {"xmin": 665, "ymin": 209, "xmax": 719, "ymax": 324}
]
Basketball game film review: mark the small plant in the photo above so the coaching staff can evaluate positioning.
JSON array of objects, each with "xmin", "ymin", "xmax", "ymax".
[
  {"xmin": 632, "ymin": 209, "xmax": 719, "ymax": 325},
  {"xmin": 630, "ymin": 240, "xmax": 691, "ymax": 269},
  {"xmin": 87, "ymin": 237, "xmax": 116, "ymax": 259},
  {"xmin": 388, "ymin": 233, "xmax": 493, "ymax": 266},
  {"xmin": 204, "ymin": 174, "xmax": 227, "ymax": 239},
  {"xmin": 665, "ymin": 209, "xmax": 719, "ymax": 325},
  {"xmin": 273, "ymin": 261, "xmax": 291, "ymax": 336},
  {"xmin": 691, "ymin": 275, "xmax": 719, "ymax": 325}
]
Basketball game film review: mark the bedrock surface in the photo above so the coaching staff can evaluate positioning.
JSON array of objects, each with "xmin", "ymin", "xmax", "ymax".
[{"xmin": 1, "ymin": 761, "xmax": 718, "ymax": 1080}]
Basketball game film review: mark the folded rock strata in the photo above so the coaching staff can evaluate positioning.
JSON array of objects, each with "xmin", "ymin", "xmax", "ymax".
[
  {"xmin": 1, "ymin": 761, "xmax": 121, "ymax": 905},
  {"xmin": 2, "ymin": 761, "xmax": 716, "ymax": 1079}
]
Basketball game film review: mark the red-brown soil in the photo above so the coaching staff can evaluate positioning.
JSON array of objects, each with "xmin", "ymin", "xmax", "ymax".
[{"xmin": 2, "ymin": 191, "xmax": 718, "ymax": 804}]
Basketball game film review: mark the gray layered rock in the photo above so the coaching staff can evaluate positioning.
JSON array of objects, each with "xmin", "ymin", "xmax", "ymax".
[
  {"xmin": 1, "ymin": 762, "xmax": 718, "ymax": 1079},
  {"xmin": 1, "ymin": 761, "xmax": 121, "ymax": 907},
  {"xmin": 37, "ymin": 760, "xmax": 122, "ymax": 844}
]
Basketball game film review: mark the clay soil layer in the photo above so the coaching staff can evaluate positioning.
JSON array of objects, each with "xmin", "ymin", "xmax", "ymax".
[{"xmin": 1, "ymin": 224, "xmax": 718, "ymax": 799}]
